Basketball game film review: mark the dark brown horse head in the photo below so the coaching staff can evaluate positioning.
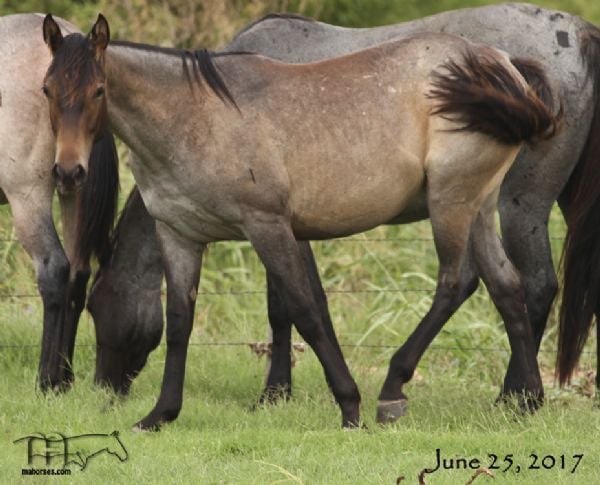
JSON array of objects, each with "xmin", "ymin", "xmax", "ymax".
[{"xmin": 42, "ymin": 14, "xmax": 110, "ymax": 193}]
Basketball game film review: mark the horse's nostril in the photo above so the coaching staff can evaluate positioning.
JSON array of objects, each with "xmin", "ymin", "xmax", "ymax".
[
  {"xmin": 74, "ymin": 164, "xmax": 86, "ymax": 182},
  {"xmin": 51, "ymin": 164, "xmax": 63, "ymax": 181}
]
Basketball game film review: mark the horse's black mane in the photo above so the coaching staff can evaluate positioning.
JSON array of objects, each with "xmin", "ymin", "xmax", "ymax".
[
  {"xmin": 111, "ymin": 39, "xmax": 250, "ymax": 109},
  {"xmin": 53, "ymin": 34, "xmax": 246, "ymax": 109},
  {"xmin": 234, "ymin": 12, "xmax": 315, "ymax": 38}
]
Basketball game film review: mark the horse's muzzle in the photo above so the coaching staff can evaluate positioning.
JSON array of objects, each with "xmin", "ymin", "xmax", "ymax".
[{"xmin": 52, "ymin": 163, "xmax": 87, "ymax": 193}]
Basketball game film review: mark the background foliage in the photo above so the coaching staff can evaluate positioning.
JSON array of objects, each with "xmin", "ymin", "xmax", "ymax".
[{"xmin": 1, "ymin": 0, "xmax": 599, "ymax": 48}]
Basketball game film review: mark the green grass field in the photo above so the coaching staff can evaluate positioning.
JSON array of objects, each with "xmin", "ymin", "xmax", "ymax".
[{"xmin": 1, "ymin": 164, "xmax": 599, "ymax": 483}]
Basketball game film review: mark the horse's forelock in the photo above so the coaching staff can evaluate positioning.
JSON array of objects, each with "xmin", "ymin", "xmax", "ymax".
[{"xmin": 48, "ymin": 33, "xmax": 104, "ymax": 105}]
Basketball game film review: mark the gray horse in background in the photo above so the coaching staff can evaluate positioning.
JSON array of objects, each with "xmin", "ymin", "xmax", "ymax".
[
  {"xmin": 88, "ymin": 2, "xmax": 600, "ymax": 415},
  {"xmin": 0, "ymin": 14, "xmax": 119, "ymax": 391}
]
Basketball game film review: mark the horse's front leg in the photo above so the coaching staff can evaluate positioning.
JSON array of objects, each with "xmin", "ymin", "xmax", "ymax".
[
  {"xmin": 6, "ymin": 187, "xmax": 70, "ymax": 390},
  {"xmin": 58, "ymin": 192, "xmax": 91, "ymax": 385},
  {"xmin": 260, "ymin": 271, "xmax": 293, "ymax": 404},
  {"xmin": 245, "ymin": 215, "xmax": 360, "ymax": 427},
  {"xmin": 261, "ymin": 241, "xmax": 344, "ymax": 404},
  {"xmin": 134, "ymin": 221, "xmax": 202, "ymax": 431}
]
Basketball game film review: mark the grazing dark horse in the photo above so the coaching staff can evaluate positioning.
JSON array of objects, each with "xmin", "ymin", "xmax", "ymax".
[
  {"xmin": 42, "ymin": 13, "xmax": 558, "ymax": 428},
  {"xmin": 88, "ymin": 187, "xmax": 163, "ymax": 394},
  {"xmin": 0, "ymin": 14, "xmax": 119, "ymax": 390},
  {"xmin": 89, "ymin": 4, "xmax": 600, "ymax": 411}
]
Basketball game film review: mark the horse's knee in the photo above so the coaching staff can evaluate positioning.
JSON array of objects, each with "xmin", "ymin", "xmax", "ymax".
[{"xmin": 37, "ymin": 252, "xmax": 70, "ymax": 309}]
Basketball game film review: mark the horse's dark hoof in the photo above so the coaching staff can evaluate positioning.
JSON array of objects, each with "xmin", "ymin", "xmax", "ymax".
[
  {"xmin": 342, "ymin": 420, "xmax": 367, "ymax": 430},
  {"xmin": 519, "ymin": 392, "xmax": 544, "ymax": 413},
  {"xmin": 38, "ymin": 374, "xmax": 73, "ymax": 394},
  {"xmin": 102, "ymin": 393, "xmax": 126, "ymax": 413},
  {"xmin": 132, "ymin": 409, "xmax": 175, "ymax": 432},
  {"xmin": 254, "ymin": 385, "xmax": 291, "ymax": 409},
  {"xmin": 496, "ymin": 388, "xmax": 544, "ymax": 414},
  {"xmin": 376, "ymin": 399, "xmax": 408, "ymax": 424},
  {"xmin": 132, "ymin": 419, "xmax": 162, "ymax": 432}
]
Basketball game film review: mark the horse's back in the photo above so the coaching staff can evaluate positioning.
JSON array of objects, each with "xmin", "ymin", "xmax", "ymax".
[
  {"xmin": 227, "ymin": 3, "xmax": 589, "ymax": 107},
  {"xmin": 228, "ymin": 4, "xmax": 587, "ymax": 70}
]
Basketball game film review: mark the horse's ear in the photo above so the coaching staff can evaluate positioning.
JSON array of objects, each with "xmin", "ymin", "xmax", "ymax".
[
  {"xmin": 43, "ymin": 14, "xmax": 63, "ymax": 55},
  {"xmin": 89, "ymin": 14, "xmax": 110, "ymax": 60}
]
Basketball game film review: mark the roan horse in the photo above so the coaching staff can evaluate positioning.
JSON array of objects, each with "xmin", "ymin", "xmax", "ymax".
[
  {"xmin": 42, "ymin": 13, "xmax": 559, "ymax": 428},
  {"xmin": 88, "ymin": 4, "xmax": 600, "ymax": 412},
  {"xmin": 0, "ymin": 14, "xmax": 119, "ymax": 390}
]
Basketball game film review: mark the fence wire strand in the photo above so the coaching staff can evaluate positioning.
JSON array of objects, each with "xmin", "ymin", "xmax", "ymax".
[
  {"xmin": 0, "ymin": 233, "xmax": 579, "ymax": 357},
  {"xmin": 0, "ymin": 340, "xmax": 594, "ymax": 355}
]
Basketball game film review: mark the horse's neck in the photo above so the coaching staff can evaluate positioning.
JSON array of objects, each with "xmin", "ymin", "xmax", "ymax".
[{"xmin": 105, "ymin": 45, "xmax": 194, "ymax": 164}]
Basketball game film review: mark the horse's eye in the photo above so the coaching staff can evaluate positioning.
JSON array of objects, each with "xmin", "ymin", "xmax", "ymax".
[
  {"xmin": 42, "ymin": 85, "xmax": 51, "ymax": 98},
  {"xmin": 94, "ymin": 86, "xmax": 105, "ymax": 98}
]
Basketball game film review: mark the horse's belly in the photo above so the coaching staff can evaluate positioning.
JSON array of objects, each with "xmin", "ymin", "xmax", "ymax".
[{"xmin": 290, "ymin": 163, "xmax": 424, "ymax": 238}]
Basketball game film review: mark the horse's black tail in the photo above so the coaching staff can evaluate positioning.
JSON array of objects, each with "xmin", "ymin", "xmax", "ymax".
[
  {"xmin": 74, "ymin": 130, "xmax": 119, "ymax": 267},
  {"xmin": 557, "ymin": 23, "xmax": 600, "ymax": 385},
  {"xmin": 429, "ymin": 49, "xmax": 561, "ymax": 145}
]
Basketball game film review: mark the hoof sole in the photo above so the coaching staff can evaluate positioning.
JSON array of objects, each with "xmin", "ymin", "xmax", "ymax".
[{"xmin": 376, "ymin": 399, "xmax": 408, "ymax": 424}]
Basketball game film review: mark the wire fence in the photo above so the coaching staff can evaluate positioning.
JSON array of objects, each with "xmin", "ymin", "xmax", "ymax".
[
  {"xmin": 0, "ymin": 232, "xmax": 584, "ymax": 359},
  {"xmin": 0, "ymin": 236, "xmax": 568, "ymax": 244},
  {"xmin": 0, "ymin": 340, "xmax": 594, "ymax": 355}
]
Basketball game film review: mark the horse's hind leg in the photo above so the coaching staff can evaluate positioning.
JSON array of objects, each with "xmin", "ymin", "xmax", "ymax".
[
  {"xmin": 6, "ymin": 188, "xmax": 70, "ymax": 390},
  {"xmin": 260, "ymin": 240, "xmax": 343, "ymax": 404},
  {"xmin": 497, "ymin": 198, "xmax": 557, "ymax": 400},
  {"xmin": 377, "ymin": 206, "xmax": 478, "ymax": 423},
  {"xmin": 472, "ymin": 194, "xmax": 544, "ymax": 410}
]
